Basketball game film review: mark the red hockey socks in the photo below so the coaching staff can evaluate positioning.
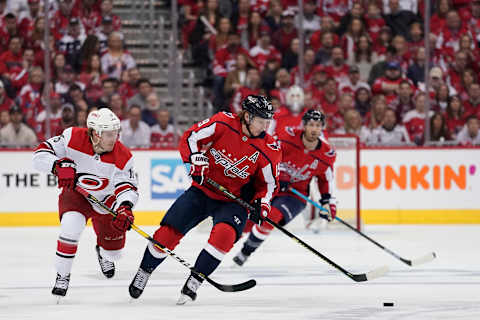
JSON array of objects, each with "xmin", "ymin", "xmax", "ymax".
[{"xmin": 193, "ymin": 223, "xmax": 236, "ymax": 276}]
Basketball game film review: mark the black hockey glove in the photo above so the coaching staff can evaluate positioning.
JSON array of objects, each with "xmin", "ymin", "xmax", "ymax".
[
  {"xmin": 279, "ymin": 180, "xmax": 290, "ymax": 192},
  {"xmin": 249, "ymin": 199, "xmax": 269, "ymax": 226}
]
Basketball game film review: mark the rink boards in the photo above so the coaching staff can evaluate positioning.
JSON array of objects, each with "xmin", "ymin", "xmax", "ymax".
[{"xmin": 0, "ymin": 148, "xmax": 479, "ymax": 226}]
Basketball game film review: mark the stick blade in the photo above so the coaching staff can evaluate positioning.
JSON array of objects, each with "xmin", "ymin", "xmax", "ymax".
[
  {"xmin": 365, "ymin": 265, "xmax": 389, "ymax": 281},
  {"xmin": 352, "ymin": 265, "xmax": 389, "ymax": 282},
  {"xmin": 408, "ymin": 252, "xmax": 437, "ymax": 266},
  {"xmin": 206, "ymin": 278, "xmax": 257, "ymax": 292}
]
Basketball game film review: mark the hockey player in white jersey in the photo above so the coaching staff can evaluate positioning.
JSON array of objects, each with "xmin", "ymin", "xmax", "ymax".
[{"xmin": 32, "ymin": 108, "xmax": 138, "ymax": 298}]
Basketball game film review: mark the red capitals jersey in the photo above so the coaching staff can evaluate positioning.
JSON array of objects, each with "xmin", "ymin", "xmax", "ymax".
[
  {"xmin": 276, "ymin": 129, "xmax": 336, "ymax": 202},
  {"xmin": 179, "ymin": 111, "xmax": 281, "ymax": 208},
  {"xmin": 32, "ymin": 127, "xmax": 138, "ymax": 213}
]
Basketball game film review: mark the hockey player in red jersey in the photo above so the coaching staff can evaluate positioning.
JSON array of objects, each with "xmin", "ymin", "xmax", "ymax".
[
  {"xmin": 128, "ymin": 95, "xmax": 281, "ymax": 304},
  {"xmin": 233, "ymin": 109, "xmax": 337, "ymax": 266},
  {"xmin": 32, "ymin": 108, "xmax": 138, "ymax": 298}
]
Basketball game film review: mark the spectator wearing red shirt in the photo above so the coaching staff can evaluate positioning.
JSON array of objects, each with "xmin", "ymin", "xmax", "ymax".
[
  {"xmin": 310, "ymin": 31, "xmax": 336, "ymax": 65},
  {"xmin": 464, "ymin": 83, "xmax": 480, "ymax": 119},
  {"xmin": 34, "ymin": 91, "xmax": 63, "ymax": 141},
  {"xmin": 249, "ymin": 27, "xmax": 281, "ymax": 72},
  {"xmin": 97, "ymin": 0, "xmax": 121, "ymax": 31},
  {"xmin": 316, "ymin": 0, "xmax": 353, "ymax": 26},
  {"xmin": 430, "ymin": 0, "xmax": 450, "ymax": 34},
  {"xmin": 407, "ymin": 22, "xmax": 424, "ymax": 57},
  {"xmin": 18, "ymin": 66, "xmax": 45, "ymax": 128},
  {"xmin": 436, "ymin": 10, "xmax": 473, "ymax": 63},
  {"xmin": 328, "ymin": 92, "xmax": 355, "ymax": 132},
  {"xmin": 0, "ymin": 12, "xmax": 20, "ymax": 53},
  {"xmin": 445, "ymin": 95, "xmax": 466, "ymax": 139},
  {"xmin": 109, "ymin": 92, "xmax": 126, "ymax": 120},
  {"xmin": 364, "ymin": 2, "xmax": 385, "ymax": 43},
  {"xmin": 323, "ymin": 46, "xmax": 350, "ymax": 84},
  {"xmin": 290, "ymin": 48, "xmax": 318, "ymax": 87},
  {"xmin": 388, "ymin": 79, "xmax": 415, "ymax": 120},
  {"xmin": 150, "ymin": 109, "xmax": 181, "ymax": 149},
  {"xmin": 78, "ymin": 53, "xmax": 104, "ymax": 100},
  {"xmin": 52, "ymin": 0, "xmax": 82, "ymax": 41},
  {"xmin": 18, "ymin": 0, "xmax": 42, "ymax": 39},
  {"xmin": 212, "ymin": 32, "xmax": 252, "ymax": 109},
  {"xmin": 459, "ymin": 0, "xmax": 480, "ymax": 36},
  {"xmin": 231, "ymin": 68, "xmax": 263, "ymax": 113},
  {"xmin": 0, "ymin": 80, "xmax": 14, "ymax": 112},
  {"xmin": 244, "ymin": 11, "xmax": 263, "ymax": 50},
  {"xmin": 269, "ymin": 68, "xmax": 292, "ymax": 105},
  {"xmin": 79, "ymin": 0, "xmax": 101, "ymax": 35},
  {"xmin": 372, "ymin": 61, "xmax": 408, "ymax": 103},
  {"xmin": 272, "ymin": 10, "xmax": 298, "ymax": 54},
  {"xmin": 118, "ymin": 67, "xmax": 140, "ymax": 100},
  {"xmin": 446, "ymin": 51, "xmax": 469, "ymax": 93},
  {"xmin": 0, "ymin": 36, "xmax": 23, "ymax": 78},
  {"xmin": 403, "ymin": 92, "xmax": 434, "ymax": 145},
  {"xmin": 315, "ymin": 76, "xmax": 339, "ymax": 116},
  {"xmin": 208, "ymin": 17, "xmax": 231, "ymax": 55}
]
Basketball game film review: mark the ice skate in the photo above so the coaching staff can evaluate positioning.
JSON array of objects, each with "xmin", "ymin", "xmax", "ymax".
[
  {"xmin": 52, "ymin": 273, "xmax": 70, "ymax": 302},
  {"xmin": 95, "ymin": 245, "xmax": 115, "ymax": 278},
  {"xmin": 177, "ymin": 273, "xmax": 204, "ymax": 305},
  {"xmin": 129, "ymin": 268, "xmax": 152, "ymax": 299},
  {"xmin": 232, "ymin": 251, "xmax": 249, "ymax": 267}
]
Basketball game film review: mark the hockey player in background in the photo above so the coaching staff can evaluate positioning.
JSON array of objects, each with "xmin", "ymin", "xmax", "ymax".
[
  {"xmin": 128, "ymin": 95, "xmax": 281, "ymax": 304},
  {"xmin": 32, "ymin": 108, "xmax": 138, "ymax": 298},
  {"xmin": 233, "ymin": 109, "xmax": 337, "ymax": 266}
]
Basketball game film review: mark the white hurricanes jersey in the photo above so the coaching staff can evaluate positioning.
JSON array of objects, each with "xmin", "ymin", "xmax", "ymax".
[{"xmin": 33, "ymin": 127, "xmax": 139, "ymax": 214}]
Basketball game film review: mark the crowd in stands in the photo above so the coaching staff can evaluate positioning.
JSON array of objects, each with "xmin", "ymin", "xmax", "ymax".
[
  {"xmin": 1, "ymin": 0, "xmax": 480, "ymax": 149},
  {"xmin": 182, "ymin": 0, "xmax": 480, "ymax": 146},
  {"xmin": 0, "ymin": 0, "xmax": 180, "ymax": 149}
]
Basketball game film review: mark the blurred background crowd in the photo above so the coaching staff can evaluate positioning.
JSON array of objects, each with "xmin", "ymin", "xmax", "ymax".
[{"xmin": 0, "ymin": 0, "xmax": 479, "ymax": 149}]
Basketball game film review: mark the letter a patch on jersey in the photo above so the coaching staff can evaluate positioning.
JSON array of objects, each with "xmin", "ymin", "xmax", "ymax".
[{"xmin": 248, "ymin": 151, "xmax": 259, "ymax": 163}]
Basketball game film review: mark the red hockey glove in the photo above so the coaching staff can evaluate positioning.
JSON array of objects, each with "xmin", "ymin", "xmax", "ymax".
[
  {"xmin": 112, "ymin": 202, "xmax": 134, "ymax": 232},
  {"xmin": 53, "ymin": 158, "xmax": 77, "ymax": 190},
  {"xmin": 189, "ymin": 152, "xmax": 209, "ymax": 185},
  {"xmin": 249, "ymin": 199, "xmax": 269, "ymax": 226},
  {"xmin": 320, "ymin": 197, "xmax": 337, "ymax": 222}
]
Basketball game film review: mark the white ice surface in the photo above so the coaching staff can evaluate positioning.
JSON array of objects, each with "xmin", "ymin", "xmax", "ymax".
[{"xmin": 0, "ymin": 225, "xmax": 479, "ymax": 320}]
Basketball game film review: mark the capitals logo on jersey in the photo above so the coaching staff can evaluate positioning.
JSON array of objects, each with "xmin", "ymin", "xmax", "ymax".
[{"xmin": 210, "ymin": 148, "xmax": 259, "ymax": 179}]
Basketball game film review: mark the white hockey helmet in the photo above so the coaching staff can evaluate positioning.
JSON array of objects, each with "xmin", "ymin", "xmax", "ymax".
[
  {"xmin": 87, "ymin": 108, "xmax": 121, "ymax": 135},
  {"xmin": 286, "ymin": 85, "xmax": 305, "ymax": 113}
]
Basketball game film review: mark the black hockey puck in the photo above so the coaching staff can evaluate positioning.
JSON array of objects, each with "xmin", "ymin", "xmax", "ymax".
[{"xmin": 383, "ymin": 302, "xmax": 394, "ymax": 307}]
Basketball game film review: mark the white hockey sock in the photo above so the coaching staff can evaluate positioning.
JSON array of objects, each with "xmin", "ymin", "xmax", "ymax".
[
  {"xmin": 99, "ymin": 247, "xmax": 123, "ymax": 262},
  {"xmin": 55, "ymin": 211, "xmax": 86, "ymax": 276}
]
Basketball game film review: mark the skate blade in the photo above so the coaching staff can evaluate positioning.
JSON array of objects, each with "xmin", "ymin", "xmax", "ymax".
[
  {"xmin": 55, "ymin": 296, "xmax": 63, "ymax": 305},
  {"xmin": 176, "ymin": 294, "xmax": 193, "ymax": 305}
]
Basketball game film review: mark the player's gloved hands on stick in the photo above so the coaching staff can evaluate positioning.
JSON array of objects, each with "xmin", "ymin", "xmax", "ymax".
[
  {"xmin": 189, "ymin": 152, "xmax": 209, "ymax": 185},
  {"xmin": 112, "ymin": 202, "xmax": 134, "ymax": 232},
  {"xmin": 53, "ymin": 157, "xmax": 77, "ymax": 190},
  {"xmin": 320, "ymin": 197, "xmax": 337, "ymax": 222},
  {"xmin": 279, "ymin": 180, "xmax": 290, "ymax": 192},
  {"xmin": 249, "ymin": 199, "xmax": 269, "ymax": 226}
]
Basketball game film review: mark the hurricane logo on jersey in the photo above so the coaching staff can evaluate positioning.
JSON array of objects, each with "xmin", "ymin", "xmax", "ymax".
[{"xmin": 77, "ymin": 173, "xmax": 109, "ymax": 191}]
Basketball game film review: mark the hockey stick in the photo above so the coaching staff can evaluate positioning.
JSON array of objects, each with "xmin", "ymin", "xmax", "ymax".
[
  {"xmin": 75, "ymin": 186, "xmax": 256, "ymax": 292},
  {"xmin": 207, "ymin": 178, "xmax": 388, "ymax": 282},
  {"xmin": 290, "ymin": 187, "xmax": 437, "ymax": 267}
]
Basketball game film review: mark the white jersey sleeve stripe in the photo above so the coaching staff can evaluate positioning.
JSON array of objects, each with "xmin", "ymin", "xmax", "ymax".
[
  {"xmin": 260, "ymin": 163, "xmax": 276, "ymax": 206},
  {"xmin": 187, "ymin": 123, "xmax": 217, "ymax": 155}
]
